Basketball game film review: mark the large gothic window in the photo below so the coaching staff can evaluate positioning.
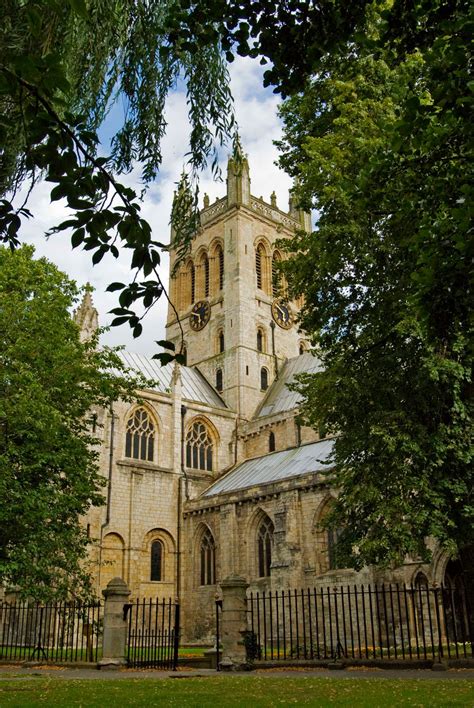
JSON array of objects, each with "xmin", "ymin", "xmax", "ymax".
[
  {"xmin": 200, "ymin": 528, "xmax": 216, "ymax": 585},
  {"xmin": 150, "ymin": 540, "xmax": 163, "ymax": 581},
  {"xmin": 125, "ymin": 407, "xmax": 155, "ymax": 461},
  {"xmin": 186, "ymin": 420, "xmax": 214, "ymax": 471},
  {"xmin": 257, "ymin": 516, "xmax": 274, "ymax": 577}
]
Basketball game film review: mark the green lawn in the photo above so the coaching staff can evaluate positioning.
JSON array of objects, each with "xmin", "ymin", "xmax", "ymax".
[{"xmin": 0, "ymin": 676, "xmax": 473, "ymax": 706}]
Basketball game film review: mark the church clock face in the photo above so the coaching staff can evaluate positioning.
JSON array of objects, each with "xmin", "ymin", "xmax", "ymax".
[
  {"xmin": 189, "ymin": 300, "xmax": 211, "ymax": 331},
  {"xmin": 271, "ymin": 298, "xmax": 293, "ymax": 329}
]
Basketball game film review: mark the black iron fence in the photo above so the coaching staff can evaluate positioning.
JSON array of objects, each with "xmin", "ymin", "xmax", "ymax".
[
  {"xmin": 247, "ymin": 583, "xmax": 473, "ymax": 662},
  {"xmin": 0, "ymin": 600, "xmax": 103, "ymax": 662},
  {"xmin": 126, "ymin": 598, "xmax": 179, "ymax": 669}
]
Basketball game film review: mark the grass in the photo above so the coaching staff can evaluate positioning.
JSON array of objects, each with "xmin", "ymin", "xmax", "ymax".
[{"xmin": 0, "ymin": 676, "xmax": 473, "ymax": 706}]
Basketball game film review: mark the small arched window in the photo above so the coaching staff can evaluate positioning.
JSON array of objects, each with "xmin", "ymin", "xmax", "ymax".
[
  {"xmin": 200, "ymin": 528, "xmax": 216, "ymax": 585},
  {"xmin": 216, "ymin": 368, "xmax": 223, "ymax": 392},
  {"xmin": 218, "ymin": 330, "xmax": 225, "ymax": 353},
  {"xmin": 125, "ymin": 407, "xmax": 155, "ymax": 461},
  {"xmin": 299, "ymin": 342, "xmax": 306, "ymax": 355},
  {"xmin": 186, "ymin": 420, "xmax": 214, "ymax": 471},
  {"xmin": 260, "ymin": 367, "xmax": 269, "ymax": 391},
  {"xmin": 269, "ymin": 431, "xmax": 275, "ymax": 452},
  {"xmin": 150, "ymin": 540, "xmax": 163, "ymax": 581},
  {"xmin": 257, "ymin": 328, "xmax": 264, "ymax": 353},
  {"xmin": 257, "ymin": 516, "xmax": 274, "ymax": 577}
]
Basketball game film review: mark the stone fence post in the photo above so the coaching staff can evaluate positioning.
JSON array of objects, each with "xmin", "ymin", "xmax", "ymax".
[
  {"xmin": 219, "ymin": 575, "xmax": 249, "ymax": 670},
  {"xmin": 98, "ymin": 577, "xmax": 131, "ymax": 669}
]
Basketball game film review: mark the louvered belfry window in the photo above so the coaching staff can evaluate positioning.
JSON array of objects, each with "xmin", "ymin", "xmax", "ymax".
[{"xmin": 125, "ymin": 407, "xmax": 155, "ymax": 461}]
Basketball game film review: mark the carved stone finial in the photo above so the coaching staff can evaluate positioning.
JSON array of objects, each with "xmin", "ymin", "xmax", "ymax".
[{"xmin": 203, "ymin": 193, "xmax": 210, "ymax": 208}]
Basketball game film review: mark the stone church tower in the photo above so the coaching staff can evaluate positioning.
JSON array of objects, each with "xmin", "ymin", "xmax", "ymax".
[{"xmin": 166, "ymin": 147, "xmax": 311, "ymax": 420}]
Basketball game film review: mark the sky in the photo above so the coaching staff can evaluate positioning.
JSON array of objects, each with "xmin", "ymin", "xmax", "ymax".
[{"xmin": 20, "ymin": 57, "xmax": 293, "ymax": 355}]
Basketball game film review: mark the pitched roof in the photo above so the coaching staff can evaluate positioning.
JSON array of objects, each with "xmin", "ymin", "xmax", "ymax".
[
  {"xmin": 202, "ymin": 438, "xmax": 335, "ymax": 497},
  {"xmin": 116, "ymin": 351, "xmax": 227, "ymax": 409},
  {"xmin": 256, "ymin": 352, "xmax": 322, "ymax": 418}
]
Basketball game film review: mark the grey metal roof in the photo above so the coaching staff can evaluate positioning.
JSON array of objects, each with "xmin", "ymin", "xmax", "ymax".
[
  {"xmin": 257, "ymin": 352, "xmax": 322, "ymax": 418},
  {"xmin": 116, "ymin": 351, "xmax": 227, "ymax": 408},
  {"xmin": 202, "ymin": 438, "xmax": 335, "ymax": 497}
]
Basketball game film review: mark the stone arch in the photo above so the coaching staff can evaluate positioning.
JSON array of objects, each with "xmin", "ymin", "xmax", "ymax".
[
  {"xmin": 101, "ymin": 532, "xmax": 125, "ymax": 590},
  {"xmin": 254, "ymin": 238, "xmax": 271, "ymax": 294},
  {"xmin": 185, "ymin": 416, "xmax": 219, "ymax": 472},
  {"xmin": 209, "ymin": 240, "xmax": 224, "ymax": 295},
  {"xmin": 142, "ymin": 528, "xmax": 176, "ymax": 585},
  {"xmin": 123, "ymin": 404, "xmax": 160, "ymax": 463},
  {"xmin": 194, "ymin": 522, "xmax": 217, "ymax": 587}
]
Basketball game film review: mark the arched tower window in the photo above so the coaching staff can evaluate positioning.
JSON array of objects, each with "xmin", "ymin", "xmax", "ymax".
[
  {"xmin": 218, "ymin": 246, "xmax": 224, "ymax": 291},
  {"xmin": 257, "ymin": 328, "xmax": 266, "ymax": 353},
  {"xmin": 256, "ymin": 243, "xmax": 264, "ymax": 290},
  {"xmin": 257, "ymin": 516, "xmax": 274, "ymax": 577},
  {"xmin": 190, "ymin": 262, "xmax": 195, "ymax": 304},
  {"xmin": 200, "ymin": 528, "xmax": 216, "ymax": 585},
  {"xmin": 272, "ymin": 250, "xmax": 282, "ymax": 296},
  {"xmin": 299, "ymin": 342, "xmax": 306, "ymax": 355},
  {"xmin": 218, "ymin": 329, "xmax": 225, "ymax": 353},
  {"xmin": 216, "ymin": 368, "xmax": 223, "ymax": 392},
  {"xmin": 269, "ymin": 431, "xmax": 275, "ymax": 452},
  {"xmin": 198, "ymin": 252, "xmax": 209, "ymax": 299},
  {"xmin": 125, "ymin": 407, "xmax": 155, "ymax": 461},
  {"xmin": 150, "ymin": 540, "xmax": 163, "ymax": 581},
  {"xmin": 260, "ymin": 367, "xmax": 269, "ymax": 391},
  {"xmin": 186, "ymin": 420, "xmax": 214, "ymax": 471}
]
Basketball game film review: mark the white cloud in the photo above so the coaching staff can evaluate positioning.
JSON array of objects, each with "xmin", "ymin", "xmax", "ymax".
[{"xmin": 16, "ymin": 56, "xmax": 293, "ymax": 355}]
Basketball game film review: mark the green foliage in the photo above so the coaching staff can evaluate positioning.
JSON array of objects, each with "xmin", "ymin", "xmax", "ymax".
[
  {"xmin": 0, "ymin": 0, "xmax": 235, "ymax": 347},
  {"xmin": 0, "ymin": 246, "xmax": 145, "ymax": 600},
  {"xmin": 278, "ymin": 2, "xmax": 473, "ymax": 567}
]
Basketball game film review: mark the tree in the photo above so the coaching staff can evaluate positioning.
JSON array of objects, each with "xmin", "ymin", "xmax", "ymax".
[
  {"xmin": 277, "ymin": 1, "xmax": 473, "ymax": 574},
  {"xmin": 0, "ymin": 0, "xmax": 372, "ymax": 347},
  {"xmin": 0, "ymin": 245, "xmax": 145, "ymax": 600}
]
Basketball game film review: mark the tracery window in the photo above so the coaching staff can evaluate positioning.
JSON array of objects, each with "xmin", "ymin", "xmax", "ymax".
[
  {"xmin": 260, "ymin": 367, "xmax": 269, "ymax": 391},
  {"xmin": 327, "ymin": 527, "xmax": 343, "ymax": 570},
  {"xmin": 257, "ymin": 516, "xmax": 274, "ymax": 577},
  {"xmin": 125, "ymin": 407, "xmax": 155, "ymax": 461},
  {"xmin": 200, "ymin": 528, "xmax": 216, "ymax": 585},
  {"xmin": 186, "ymin": 420, "xmax": 214, "ymax": 471},
  {"xmin": 150, "ymin": 540, "xmax": 163, "ymax": 581}
]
